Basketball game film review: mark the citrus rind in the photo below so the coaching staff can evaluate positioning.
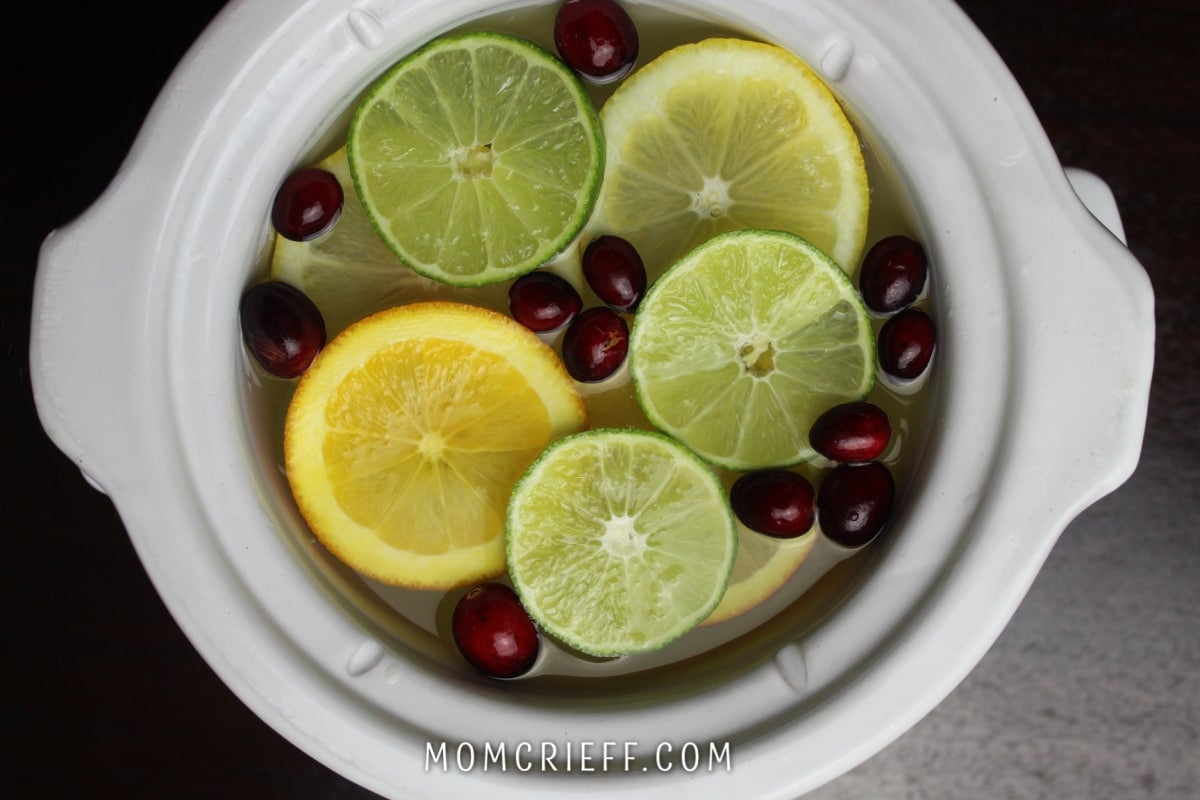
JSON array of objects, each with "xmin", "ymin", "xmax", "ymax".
[{"xmin": 284, "ymin": 301, "xmax": 586, "ymax": 589}]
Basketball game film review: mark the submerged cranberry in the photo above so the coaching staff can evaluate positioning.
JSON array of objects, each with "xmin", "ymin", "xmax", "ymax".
[
  {"xmin": 452, "ymin": 583, "xmax": 540, "ymax": 679},
  {"xmin": 239, "ymin": 281, "xmax": 326, "ymax": 378},
  {"xmin": 271, "ymin": 167, "xmax": 343, "ymax": 241},
  {"xmin": 809, "ymin": 402, "xmax": 891, "ymax": 463},
  {"xmin": 859, "ymin": 235, "xmax": 928, "ymax": 314},
  {"xmin": 553, "ymin": 0, "xmax": 639, "ymax": 84},
  {"xmin": 508, "ymin": 271, "xmax": 583, "ymax": 332},
  {"xmin": 817, "ymin": 462, "xmax": 895, "ymax": 548},
  {"xmin": 730, "ymin": 471, "xmax": 816, "ymax": 538},
  {"xmin": 561, "ymin": 307, "xmax": 629, "ymax": 381},
  {"xmin": 582, "ymin": 235, "xmax": 647, "ymax": 312},
  {"xmin": 878, "ymin": 307, "xmax": 936, "ymax": 381}
]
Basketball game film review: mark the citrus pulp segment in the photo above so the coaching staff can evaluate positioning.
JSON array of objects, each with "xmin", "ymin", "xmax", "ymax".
[
  {"xmin": 348, "ymin": 32, "xmax": 604, "ymax": 287},
  {"xmin": 284, "ymin": 302, "xmax": 586, "ymax": 589},
  {"xmin": 506, "ymin": 429, "xmax": 736, "ymax": 656},
  {"xmin": 629, "ymin": 229, "xmax": 875, "ymax": 471},
  {"xmin": 593, "ymin": 37, "xmax": 869, "ymax": 277},
  {"xmin": 271, "ymin": 149, "xmax": 507, "ymax": 335}
]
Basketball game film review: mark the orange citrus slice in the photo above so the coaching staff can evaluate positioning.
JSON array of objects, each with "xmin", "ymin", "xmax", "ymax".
[{"xmin": 284, "ymin": 301, "xmax": 586, "ymax": 589}]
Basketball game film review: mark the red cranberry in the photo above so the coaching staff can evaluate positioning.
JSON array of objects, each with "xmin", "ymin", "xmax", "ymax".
[
  {"xmin": 809, "ymin": 402, "xmax": 891, "ymax": 463},
  {"xmin": 553, "ymin": 0, "xmax": 639, "ymax": 84},
  {"xmin": 239, "ymin": 281, "xmax": 326, "ymax": 378},
  {"xmin": 730, "ymin": 471, "xmax": 816, "ymax": 538},
  {"xmin": 271, "ymin": 167, "xmax": 344, "ymax": 242},
  {"xmin": 582, "ymin": 235, "xmax": 646, "ymax": 312},
  {"xmin": 878, "ymin": 307, "xmax": 936, "ymax": 380},
  {"xmin": 508, "ymin": 271, "xmax": 583, "ymax": 332},
  {"xmin": 817, "ymin": 462, "xmax": 895, "ymax": 548},
  {"xmin": 561, "ymin": 307, "xmax": 629, "ymax": 381},
  {"xmin": 451, "ymin": 583, "xmax": 540, "ymax": 679},
  {"xmin": 859, "ymin": 235, "xmax": 928, "ymax": 314}
]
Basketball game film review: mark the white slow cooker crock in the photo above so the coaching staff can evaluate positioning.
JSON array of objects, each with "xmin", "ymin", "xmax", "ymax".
[{"xmin": 30, "ymin": 0, "xmax": 1153, "ymax": 797}]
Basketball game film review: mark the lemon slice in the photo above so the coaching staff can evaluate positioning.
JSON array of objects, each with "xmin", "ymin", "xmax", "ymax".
[
  {"xmin": 703, "ymin": 524, "xmax": 816, "ymax": 626},
  {"xmin": 271, "ymin": 148, "xmax": 507, "ymax": 335},
  {"xmin": 284, "ymin": 302, "xmax": 586, "ymax": 589},
  {"xmin": 594, "ymin": 37, "xmax": 868, "ymax": 276},
  {"xmin": 630, "ymin": 229, "xmax": 875, "ymax": 470},
  {"xmin": 507, "ymin": 429, "xmax": 736, "ymax": 656},
  {"xmin": 348, "ymin": 32, "xmax": 604, "ymax": 287}
]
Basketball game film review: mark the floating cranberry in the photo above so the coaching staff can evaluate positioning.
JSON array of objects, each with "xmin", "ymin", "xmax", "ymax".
[
  {"xmin": 452, "ymin": 583, "xmax": 540, "ymax": 679},
  {"xmin": 817, "ymin": 462, "xmax": 895, "ymax": 548},
  {"xmin": 878, "ymin": 307, "xmax": 936, "ymax": 380},
  {"xmin": 561, "ymin": 307, "xmax": 629, "ymax": 382},
  {"xmin": 239, "ymin": 281, "xmax": 326, "ymax": 378},
  {"xmin": 730, "ymin": 471, "xmax": 816, "ymax": 538},
  {"xmin": 582, "ymin": 235, "xmax": 647, "ymax": 312},
  {"xmin": 271, "ymin": 167, "xmax": 344, "ymax": 242},
  {"xmin": 809, "ymin": 402, "xmax": 891, "ymax": 463},
  {"xmin": 508, "ymin": 271, "xmax": 583, "ymax": 332},
  {"xmin": 553, "ymin": 0, "xmax": 639, "ymax": 84},
  {"xmin": 858, "ymin": 234, "xmax": 928, "ymax": 314}
]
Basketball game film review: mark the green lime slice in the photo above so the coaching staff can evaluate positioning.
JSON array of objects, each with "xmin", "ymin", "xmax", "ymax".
[
  {"xmin": 630, "ymin": 229, "xmax": 875, "ymax": 471},
  {"xmin": 506, "ymin": 429, "xmax": 736, "ymax": 656},
  {"xmin": 348, "ymin": 32, "xmax": 604, "ymax": 287}
]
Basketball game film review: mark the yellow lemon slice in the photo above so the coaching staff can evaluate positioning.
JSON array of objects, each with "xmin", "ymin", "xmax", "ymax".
[
  {"xmin": 594, "ymin": 37, "xmax": 869, "ymax": 276},
  {"xmin": 703, "ymin": 525, "xmax": 816, "ymax": 626},
  {"xmin": 284, "ymin": 302, "xmax": 586, "ymax": 589}
]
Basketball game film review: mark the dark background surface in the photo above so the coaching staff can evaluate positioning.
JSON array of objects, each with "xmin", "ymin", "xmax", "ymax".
[{"xmin": 3, "ymin": 1, "xmax": 1196, "ymax": 798}]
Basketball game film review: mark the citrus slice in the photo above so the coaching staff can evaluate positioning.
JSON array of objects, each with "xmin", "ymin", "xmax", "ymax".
[
  {"xmin": 593, "ymin": 37, "xmax": 868, "ymax": 276},
  {"xmin": 702, "ymin": 524, "xmax": 816, "ymax": 627},
  {"xmin": 629, "ymin": 229, "xmax": 875, "ymax": 470},
  {"xmin": 284, "ymin": 301, "xmax": 586, "ymax": 589},
  {"xmin": 348, "ymin": 32, "xmax": 604, "ymax": 287},
  {"xmin": 506, "ymin": 429, "xmax": 736, "ymax": 656},
  {"xmin": 271, "ymin": 148, "xmax": 507, "ymax": 335}
]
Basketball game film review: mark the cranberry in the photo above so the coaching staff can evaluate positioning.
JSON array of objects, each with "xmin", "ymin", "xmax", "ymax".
[
  {"xmin": 271, "ymin": 167, "xmax": 344, "ymax": 242},
  {"xmin": 582, "ymin": 235, "xmax": 647, "ymax": 312},
  {"xmin": 730, "ymin": 471, "xmax": 816, "ymax": 538},
  {"xmin": 553, "ymin": 0, "xmax": 639, "ymax": 84},
  {"xmin": 561, "ymin": 307, "xmax": 629, "ymax": 381},
  {"xmin": 452, "ymin": 583, "xmax": 540, "ymax": 679},
  {"xmin": 508, "ymin": 271, "xmax": 583, "ymax": 332},
  {"xmin": 239, "ymin": 281, "xmax": 326, "ymax": 378},
  {"xmin": 878, "ymin": 307, "xmax": 936, "ymax": 381},
  {"xmin": 817, "ymin": 462, "xmax": 895, "ymax": 548},
  {"xmin": 858, "ymin": 235, "xmax": 928, "ymax": 314},
  {"xmin": 809, "ymin": 402, "xmax": 891, "ymax": 463}
]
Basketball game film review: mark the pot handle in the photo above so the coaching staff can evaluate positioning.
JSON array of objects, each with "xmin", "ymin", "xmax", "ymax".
[
  {"xmin": 1003, "ymin": 167, "xmax": 1154, "ymax": 530},
  {"xmin": 29, "ymin": 186, "xmax": 154, "ymax": 496}
]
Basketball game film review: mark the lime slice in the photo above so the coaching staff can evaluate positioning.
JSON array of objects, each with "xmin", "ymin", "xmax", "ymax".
[
  {"xmin": 630, "ymin": 229, "xmax": 875, "ymax": 470},
  {"xmin": 506, "ymin": 429, "xmax": 736, "ymax": 656},
  {"xmin": 348, "ymin": 32, "xmax": 604, "ymax": 287},
  {"xmin": 593, "ymin": 38, "xmax": 868, "ymax": 276},
  {"xmin": 271, "ymin": 148, "xmax": 507, "ymax": 335}
]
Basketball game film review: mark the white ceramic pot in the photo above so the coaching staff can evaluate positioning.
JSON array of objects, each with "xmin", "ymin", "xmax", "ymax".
[{"xmin": 30, "ymin": 0, "xmax": 1153, "ymax": 797}]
